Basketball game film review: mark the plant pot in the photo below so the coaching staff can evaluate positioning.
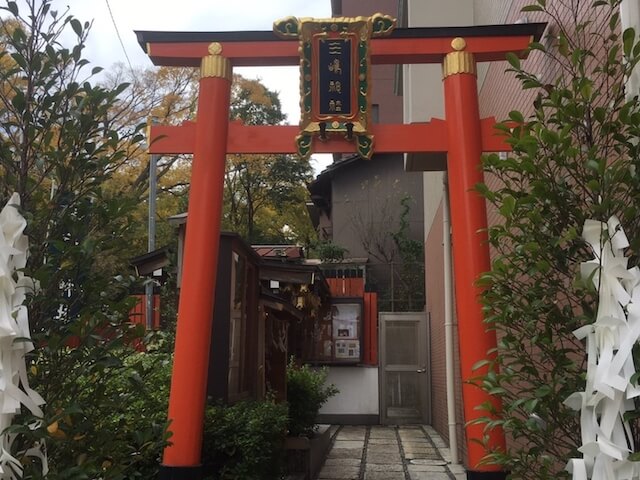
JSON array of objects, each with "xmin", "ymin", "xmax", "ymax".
[{"xmin": 285, "ymin": 425, "xmax": 331, "ymax": 480}]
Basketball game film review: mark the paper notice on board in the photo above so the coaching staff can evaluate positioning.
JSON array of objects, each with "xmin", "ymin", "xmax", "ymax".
[
  {"xmin": 335, "ymin": 340, "xmax": 360, "ymax": 359},
  {"xmin": 332, "ymin": 303, "xmax": 360, "ymax": 340}
]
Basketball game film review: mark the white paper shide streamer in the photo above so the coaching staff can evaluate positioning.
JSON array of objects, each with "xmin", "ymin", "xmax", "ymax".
[
  {"xmin": 566, "ymin": 216, "xmax": 640, "ymax": 480},
  {"xmin": 0, "ymin": 194, "xmax": 46, "ymax": 478}
]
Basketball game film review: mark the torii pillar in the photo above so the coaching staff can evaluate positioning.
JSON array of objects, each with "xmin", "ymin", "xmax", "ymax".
[
  {"xmin": 443, "ymin": 38, "xmax": 505, "ymax": 476},
  {"xmin": 160, "ymin": 43, "xmax": 232, "ymax": 479}
]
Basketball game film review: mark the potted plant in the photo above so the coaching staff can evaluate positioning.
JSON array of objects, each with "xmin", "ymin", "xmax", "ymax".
[{"xmin": 285, "ymin": 359, "xmax": 338, "ymax": 479}]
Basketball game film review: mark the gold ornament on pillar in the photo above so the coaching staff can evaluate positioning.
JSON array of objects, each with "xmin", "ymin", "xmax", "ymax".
[
  {"xmin": 201, "ymin": 42, "xmax": 232, "ymax": 80},
  {"xmin": 442, "ymin": 37, "xmax": 476, "ymax": 78}
]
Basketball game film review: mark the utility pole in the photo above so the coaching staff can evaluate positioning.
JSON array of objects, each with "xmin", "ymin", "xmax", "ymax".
[{"xmin": 146, "ymin": 153, "xmax": 159, "ymax": 330}]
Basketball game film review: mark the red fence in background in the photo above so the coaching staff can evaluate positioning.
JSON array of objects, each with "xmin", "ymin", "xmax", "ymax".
[
  {"xmin": 129, "ymin": 294, "xmax": 161, "ymax": 329},
  {"xmin": 59, "ymin": 295, "xmax": 160, "ymax": 350},
  {"xmin": 363, "ymin": 291, "xmax": 378, "ymax": 365},
  {"xmin": 327, "ymin": 277, "xmax": 365, "ymax": 297}
]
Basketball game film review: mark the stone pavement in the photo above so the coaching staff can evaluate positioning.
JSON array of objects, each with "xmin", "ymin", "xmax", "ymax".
[{"xmin": 317, "ymin": 425, "xmax": 465, "ymax": 480}]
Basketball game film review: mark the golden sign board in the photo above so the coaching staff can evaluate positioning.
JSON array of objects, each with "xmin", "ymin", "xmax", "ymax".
[{"xmin": 274, "ymin": 13, "xmax": 396, "ymax": 159}]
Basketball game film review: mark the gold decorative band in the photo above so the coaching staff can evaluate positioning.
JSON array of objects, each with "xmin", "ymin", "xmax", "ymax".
[
  {"xmin": 201, "ymin": 42, "xmax": 232, "ymax": 80},
  {"xmin": 442, "ymin": 51, "xmax": 476, "ymax": 78}
]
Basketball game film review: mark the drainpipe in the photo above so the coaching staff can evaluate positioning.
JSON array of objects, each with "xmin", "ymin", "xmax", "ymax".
[
  {"xmin": 621, "ymin": 0, "xmax": 640, "ymax": 97},
  {"xmin": 442, "ymin": 173, "xmax": 459, "ymax": 465}
]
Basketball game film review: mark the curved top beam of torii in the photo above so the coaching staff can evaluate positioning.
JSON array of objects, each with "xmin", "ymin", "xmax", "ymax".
[
  {"xmin": 136, "ymin": 23, "xmax": 545, "ymax": 67},
  {"xmin": 138, "ymin": 24, "xmax": 545, "ymax": 157}
]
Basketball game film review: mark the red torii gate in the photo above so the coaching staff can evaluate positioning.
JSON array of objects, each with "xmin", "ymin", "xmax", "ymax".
[{"xmin": 137, "ymin": 21, "xmax": 544, "ymax": 480}]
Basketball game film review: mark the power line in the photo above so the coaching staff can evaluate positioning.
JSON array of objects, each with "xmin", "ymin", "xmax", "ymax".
[{"xmin": 104, "ymin": 0, "xmax": 135, "ymax": 76}]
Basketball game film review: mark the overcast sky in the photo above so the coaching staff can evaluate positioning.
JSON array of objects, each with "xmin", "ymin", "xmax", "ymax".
[{"xmin": 51, "ymin": 0, "xmax": 333, "ymax": 172}]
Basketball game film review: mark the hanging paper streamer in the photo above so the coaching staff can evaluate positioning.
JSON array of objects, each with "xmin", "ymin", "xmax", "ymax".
[
  {"xmin": 566, "ymin": 217, "xmax": 640, "ymax": 480},
  {"xmin": 0, "ymin": 193, "xmax": 47, "ymax": 478}
]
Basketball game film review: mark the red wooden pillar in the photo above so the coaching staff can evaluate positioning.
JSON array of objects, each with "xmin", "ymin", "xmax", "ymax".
[
  {"xmin": 442, "ymin": 37, "xmax": 506, "ymax": 479},
  {"xmin": 160, "ymin": 42, "xmax": 231, "ymax": 479}
]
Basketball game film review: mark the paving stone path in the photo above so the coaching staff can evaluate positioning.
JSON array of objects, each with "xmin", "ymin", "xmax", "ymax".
[{"xmin": 317, "ymin": 425, "xmax": 465, "ymax": 480}]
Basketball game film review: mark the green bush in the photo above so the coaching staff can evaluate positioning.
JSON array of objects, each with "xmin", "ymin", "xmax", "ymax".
[
  {"xmin": 94, "ymin": 345, "xmax": 173, "ymax": 473},
  {"xmin": 202, "ymin": 398, "xmax": 288, "ymax": 480},
  {"xmin": 286, "ymin": 359, "xmax": 338, "ymax": 437},
  {"xmin": 310, "ymin": 240, "xmax": 349, "ymax": 262},
  {"xmin": 0, "ymin": 1, "xmax": 176, "ymax": 477},
  {"xmin": 476, "ymin": 1, "xmax": 640, "ymax": 478},
  {"xmin": 13, "ymin": 339, "xmax": 173, "ymax": 480},
  {"xmin": 41, "ymin": 345, "xmax": 173, "ymax": 479}
]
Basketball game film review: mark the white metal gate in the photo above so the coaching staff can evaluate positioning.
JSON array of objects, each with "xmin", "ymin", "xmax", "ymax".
[{"xmin": 379, "ymin": 312, "xmax": 430, "ymax": 424}]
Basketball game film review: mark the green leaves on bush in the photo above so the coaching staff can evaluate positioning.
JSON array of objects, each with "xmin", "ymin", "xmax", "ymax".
[
  {"xmin": 202, "ymin": 398, "xmax": 288, "ymax": 480},
  {"xmin": 199, "ymin": 361, "xmax": 338, "ymax": 479},
  {"xmin": 311, "ymin": 240, "xmax": 349, "ymax": 262},
  {"xmin": 0, "ymin": 1, "xmax": 173, "ymax": 475},
  {"xmin": 476, "ymin": 1, "xmax": 640, "ymax": 478},
  {"xmin": 286, "ymin": 359, "xmax": 338, "ymax": 437},
  {"xmin": 16, "ymin": 343, "xmax": 173, "ymax": 480}
]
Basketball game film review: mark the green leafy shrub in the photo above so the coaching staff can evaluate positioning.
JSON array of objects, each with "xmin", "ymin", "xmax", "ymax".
[
  {"xmin": 0, "ymin": 1, "xmax": 176, "ymax": 477},
  {"xmin": 202, "ymin": 398, "xmax": 288, "ymax": 480},
  {"xmin": 286, "ymin": 359, "xmax": 338, "ymax": 436},
  {"xmin": 94, "ymin": 346, "xmax": 173, "ymax": 472},
  {"xmin": 13, "ymin": 340, "xmax": 174, "ymax": 480},
  {"xmin": 476, "ymin": 1, "xmax": 640, "ymax": 478},
  {"xmin": 311, "ymin": 240, "xmax": 349, "ymax": 262},
  {"xmin": 28, "ymin": 345, "xmax": 173, "ymax": 480}
]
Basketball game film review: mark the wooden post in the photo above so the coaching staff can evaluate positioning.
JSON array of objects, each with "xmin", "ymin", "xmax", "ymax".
[
  {"xmin": 160, "ymin": 42, "xmax": 232, "ymax": 479},
  {"xmin": 442, "ymin": 37, "xmax": 506, "ymax": 479}
]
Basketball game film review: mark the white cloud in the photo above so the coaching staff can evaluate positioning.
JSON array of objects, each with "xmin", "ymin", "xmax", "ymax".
[{"xmin": 66, "ymin": 0, "xmax": 330, "ymax": 68}]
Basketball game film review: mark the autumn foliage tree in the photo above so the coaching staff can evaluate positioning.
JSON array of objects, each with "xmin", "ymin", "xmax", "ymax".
[
  {"xmin": 100, "ymin": 69, "xmax": 315, "ymax": 250},
  {"xmin": 101, "ymin": 64, "xmax": 198, "ymax": 251},
  {"xmin": 225, "ymin": 74, "xmax": 314, "ymax": 244}
]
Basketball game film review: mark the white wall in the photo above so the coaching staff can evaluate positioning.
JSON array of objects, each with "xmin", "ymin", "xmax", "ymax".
[
  {"xmin": 404, "ymin": 0, "xmax": 476, "ymax": 230},
  {"xmin": 403, "ymin": 0, "xmax": 476, "ymax": 275},
  {"xmin": 475, "ymin": 0, "xmax": 513, "ymax": 90},
  {"xmin": 404, "ymin": 1, "xmax": 514, "ymax": 235},
  {"xmin": 621, "ymin": 0, "xmax": 640, "ymax": 97},
  {"xmin": 319, "ymin": 366, "xmax": 379, "ymax": 415}
]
